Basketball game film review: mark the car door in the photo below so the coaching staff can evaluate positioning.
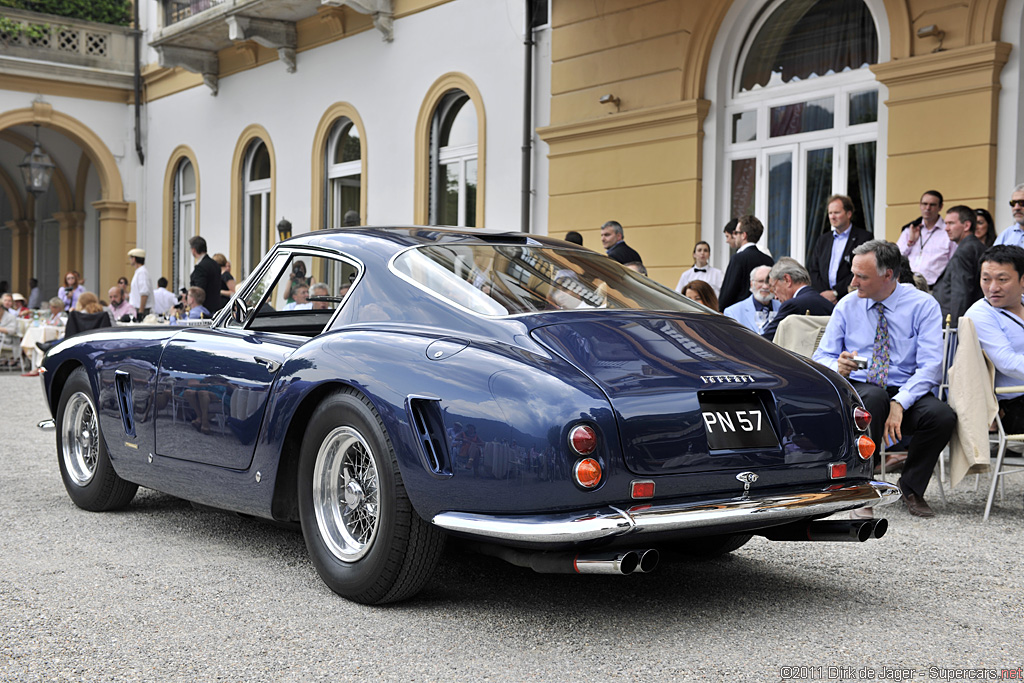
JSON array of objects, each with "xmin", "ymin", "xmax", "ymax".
[{"xmin": 153, "ymin": 251, "xmax": 299, "ymax": 470}]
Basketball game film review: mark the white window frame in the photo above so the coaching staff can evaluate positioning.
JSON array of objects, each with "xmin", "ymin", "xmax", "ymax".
[
  {"xmin": 174, "ymin": 159, "xmax": 196, "ymax": 292},
  {"xmin": 243, "ymin": 141, "xmax": 271, "ymax": 277},
  {"xmin": 326, "ymin": 119, "xmax": 361, "ymax": 229},
  {"xmin": 438, "ymin": 142, "xmax": 477, "ymax": 228}
]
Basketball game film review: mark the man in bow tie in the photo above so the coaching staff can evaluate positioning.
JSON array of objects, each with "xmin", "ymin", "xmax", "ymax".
[
  {"xmin": 675, "ymin": 240, "xmax": 724, "ymax": 296},
  {"xmin": 808, "ymin": 194, "xmax": 873, "ymax": 303}
]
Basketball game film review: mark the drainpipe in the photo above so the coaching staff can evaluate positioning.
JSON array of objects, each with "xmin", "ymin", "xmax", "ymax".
[
  {"xmin": 520, "ymin": 0, "xmax": 535, "ymax": 233},
  {"xmin": 133, "ymin": 0, "xmax": 145, "ymax": 165}
]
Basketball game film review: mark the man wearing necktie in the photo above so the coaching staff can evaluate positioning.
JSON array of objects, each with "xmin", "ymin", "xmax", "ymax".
[
  {"xmin": 813, "ymin": 240, "xmax": 953, "ymax": 518},
  {"xmin": 808, "ymin": 194, "xmax": 873, "ymax": 302}
]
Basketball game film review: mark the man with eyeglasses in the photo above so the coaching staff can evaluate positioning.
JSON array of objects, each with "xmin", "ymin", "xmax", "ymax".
[
  {"xmin": 993, "ymin": 184, "xmax": 1024, "ymax": 248},
  {"xmin": 723, "ymin": 265, "xmax": 777, "ymax": 333},
  {"xmin": 896, "ymin": 190, "xmax": 956, "ymax": 287}
]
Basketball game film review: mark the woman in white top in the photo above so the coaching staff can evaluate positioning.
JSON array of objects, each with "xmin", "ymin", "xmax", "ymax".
[{"xmin": 675, "ymin": 241, "xmax": 724, "ymax": 295}]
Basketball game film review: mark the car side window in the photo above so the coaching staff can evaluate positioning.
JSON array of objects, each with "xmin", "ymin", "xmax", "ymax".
[{"xmin": 230, "ymin": 251, "xmax": 358, "ymax": 337}]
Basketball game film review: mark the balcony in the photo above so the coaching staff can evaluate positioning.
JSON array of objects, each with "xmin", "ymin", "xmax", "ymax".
[
  {"xmin": 150, "ymin": 0, "xmax": 394, "ymax": 94},
  {"xmin": 0, "ymin": 6, "xmax": 134, "ymax": 90}
]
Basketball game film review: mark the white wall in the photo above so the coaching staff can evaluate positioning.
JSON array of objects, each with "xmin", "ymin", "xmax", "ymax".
[{"xmin": 142, "ymin": 0, "xmax": 534, "ymax": 277}]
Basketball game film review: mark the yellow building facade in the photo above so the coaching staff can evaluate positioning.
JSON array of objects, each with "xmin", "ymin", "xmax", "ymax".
[{"xmin": 539, "ymin": 0, "xmax": 1016, "ymax": 287}]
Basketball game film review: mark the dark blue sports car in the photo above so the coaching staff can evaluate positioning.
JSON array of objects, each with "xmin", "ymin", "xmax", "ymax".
[{"xmin": 40, "ymin": 227, "xmax": 899, "ymax": 603}]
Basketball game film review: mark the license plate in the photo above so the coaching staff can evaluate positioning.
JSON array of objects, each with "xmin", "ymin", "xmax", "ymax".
[{"xmin": 699, "ymin": 392, "xmax": 778, "ymax": 451}]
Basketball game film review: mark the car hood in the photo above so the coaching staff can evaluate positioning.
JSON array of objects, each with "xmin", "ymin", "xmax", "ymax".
[{"xmin": 529, "ymin": 313, "xmax": 850, "ymax": 476}]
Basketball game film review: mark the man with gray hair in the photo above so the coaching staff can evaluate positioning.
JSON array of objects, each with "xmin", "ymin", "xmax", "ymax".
[
  {"xmin": 599, "ymin": 220, "xmax": 643, "ymax": 265},
  {"xmin": 813, "ymin": 239, "xmax": 953, "ymax": 518},
  {"xmin": 994, "ymin": 182, "xmax": 1024, "ymax": 247},
  {"xmin": 761, "ymin": 257, "xmax": 833, "ymax": 341},
  {"xmin": 723, "ymin": 265, "xmax": 777, "ymax": 333}
]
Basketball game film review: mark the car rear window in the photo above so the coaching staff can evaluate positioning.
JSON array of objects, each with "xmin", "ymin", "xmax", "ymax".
[{"xmin": 392, "ymin": 244, "xmax": 707, "ymax": 316}]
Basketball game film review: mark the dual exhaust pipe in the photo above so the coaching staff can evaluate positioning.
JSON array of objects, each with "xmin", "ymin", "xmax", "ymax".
[
  {"xmin": 472, "ymin": 544, "xmax": 659, "ymax": 575},
  {"xmin": 759, "ymin": 517, "xmax": 888, "ymax": 543}
]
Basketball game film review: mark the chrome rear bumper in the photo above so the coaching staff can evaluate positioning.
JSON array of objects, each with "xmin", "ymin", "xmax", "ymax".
[{"xmin": 431, "ymin": 480, "xmax": 901, "ymax": 544}]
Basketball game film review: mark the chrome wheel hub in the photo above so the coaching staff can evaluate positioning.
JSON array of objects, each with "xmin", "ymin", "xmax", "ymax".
[
  {"xmin": 62, "ymin": 392, "xmax": 99, "ymax": 487},
  {"xmin": 313, "ymin": 426, "xmax": 380, "ymax": 562}
]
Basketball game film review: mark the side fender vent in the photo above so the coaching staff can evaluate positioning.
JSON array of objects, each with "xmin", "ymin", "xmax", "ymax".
[
  {"xmin": 407, "ymin": 397, "xmax": 452, "ymax": 477},
  {"xmin": 114, "ymin": 370, "xmax": 136, "ymax": 438}
]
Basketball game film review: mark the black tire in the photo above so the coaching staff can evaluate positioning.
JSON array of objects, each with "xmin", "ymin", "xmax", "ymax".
[
  {"xmin": 677, "ymin": 533, "xmax": 753, "ymax": 559},
  {"xmin": 56, "ymin": 368, "xmax": 138, "ymax": 511},
  {"xmin": 297, "ymin": 387, "xmax": 445, "ymax": 604}
]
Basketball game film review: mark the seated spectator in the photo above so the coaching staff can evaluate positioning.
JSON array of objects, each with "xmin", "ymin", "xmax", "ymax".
[
  {"xmin": 285, "ymin": 284, "xmax": 313, "ymax": 311},
  {"xmin": 564, "ymin": 231, "xmax": 583, "ymax": 246},
  {"xmin": 57, "ymin": 271, "xmax": 85, "ymax": 312},
  {"xmin": 813, "ymin": 240, "xmax": 953, "ymax": 518},
  {"xmin": 762, "ymin": 258, "xmax": 834, "ymax": 341},
  {"xmin": 65, "ymin": 292, "xmax": 112, "ymax": 338},
  {"xmin": 682, "ymin": 280, "xmax": 719, "ymax": 311},
  {"xmin": 723, "ymin": 265, "xmax": 777, "ymax": 334},
  {"xmin": 44, "ymin": 297, "xmax": 66, "ymax": 326},
  {"xmin": 310, "ymin": 283, "xmax": 332, "ymax": 310},
  {"xmin": 151, "ymin": 277, "xmax": 179, "ymax": 316},
  {"xmin": 10, "ymin": 293, "xmax": 30, "ymax": 318},
  {"xmin": 107, "ymin": 285, "xmax": 137, "ymax": 323},
  {"xmin": 171, "ymin": 287, "xmax": 210, "ymax": 323},
  {"xmin": 1, "ymin": 293, "xmax": 20, "ymax": 367},
  {"xmin": 676, "ymin": 241, "xmax": 724, "ymax": 296},
  {"xmin": 964, "ymin": 245, "xmax": 1024, "ymax": 433}
]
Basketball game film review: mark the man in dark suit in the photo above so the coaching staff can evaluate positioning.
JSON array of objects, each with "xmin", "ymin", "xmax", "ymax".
[
  {"xmin": 189, "ymin": 235, "xmax": 224, "ymax": 313},
  {"xmin": 719, "ymin": 215, "xmax": 774, "ymax": 311},
  {"xmin": 600, "ymin": 220, "xmax": 643, "ymax": 264},
  {"xmin": 808, "ymin": 194, "xmax": 873, "ymax": 302},
  {"xmin": 762, "ymin": 257, "xmax": 835, "ymax": 341},
  {"xmin": 933, "ymin": 205, "xmax": 985, "ymax": 325}
]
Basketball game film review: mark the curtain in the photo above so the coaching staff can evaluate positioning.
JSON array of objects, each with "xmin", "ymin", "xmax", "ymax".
[
  {"xmin": 740, "ymin": 0, "xmax": 877, "ymax": 92},
  {"xmin": 804, "ymin": 148, "xmax": 833, "ymax": 258},
  {"xmin": 851, "ymin": 141, "xmax": 876, "ymax": 233}
]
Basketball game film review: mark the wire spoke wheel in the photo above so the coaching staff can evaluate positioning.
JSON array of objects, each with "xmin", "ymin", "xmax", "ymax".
[
  {"xmin": 62, "ymin": 392, "xmax": 99, "ymax": 487},
  {"xmin": 313, "ymin": 426, "xmax": 381, "ymax": 562}
]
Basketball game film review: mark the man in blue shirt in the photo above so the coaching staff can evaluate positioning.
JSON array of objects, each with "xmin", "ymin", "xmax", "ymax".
[
  {"xmin": 813, "ymin": 240, "xmax": 953, "ymax": 517},
  {"xmin": 993, "ymin": 183, "xmax": 1024, "ymax": 247},
  {"xmin": 723, "ymin": 265, "xmax": 777, "ymax": 333},
  {"xmin": 964, "ymin": 245, "xmax": 1024, "ymax": 433}
]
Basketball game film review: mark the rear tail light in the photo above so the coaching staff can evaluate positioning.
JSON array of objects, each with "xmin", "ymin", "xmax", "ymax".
[
  {"xmin": 853, "ymin": 406, "xmax": 871, "ymax": 431},
  {"xmin": 857, "ymin": 435, "xmax": 875, "ymax": 460},
  {"xmin": 568, "ymin": 424, "xmax": 597, "ymax": 455},
  {"xmin": 573, "ymin": 458, "xmax": 602, "ymax": 489}
]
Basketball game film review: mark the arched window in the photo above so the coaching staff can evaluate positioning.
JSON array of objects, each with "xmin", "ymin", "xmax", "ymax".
[
  {"xmin": 429, "ymin": 90, "xmax": 477, "ymax": 227},
  {"xmin": 243, "ymin": 140, "xmax": 271, "ymax": 276},
  {"xmin": 172, "ymin": 158, "xmax": 196, "ymax": 291},
  {"xmin": 327, "ymin": 117, "xmax": 362, "ymax": 228},
  {"xmin": 723, "ymin": 0, "xmax": 879, "ymax": 262}
]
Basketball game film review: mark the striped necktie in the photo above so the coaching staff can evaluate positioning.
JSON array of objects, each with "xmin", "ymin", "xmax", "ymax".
[{"xmin": 866, "ymin": 302, "xmax": 890, "ymax": 387}]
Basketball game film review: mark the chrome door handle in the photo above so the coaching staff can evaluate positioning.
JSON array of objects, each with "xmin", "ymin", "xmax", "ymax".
[{"xmin": 254, "ymin": 357, "xmax": 280, "ymax": 373}]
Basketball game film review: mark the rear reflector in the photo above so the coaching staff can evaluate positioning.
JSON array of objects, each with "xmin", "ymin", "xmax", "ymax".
[
  {"xmin": 631, "ymin": 480, "xmax": 655, "ymax": 499},
  {"xmin": 828, "ymin": 462, "xmax": 847, "ymax": 479},
  {"xmin": 857, "ymin": 435, "xmax": 875, "ymax": 460},
  {"xmin": 574, "ymin": 458, "xmax": 602, "ymax": 489}
]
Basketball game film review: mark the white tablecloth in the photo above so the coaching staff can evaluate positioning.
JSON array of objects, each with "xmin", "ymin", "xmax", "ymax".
[{"xmin": 20, "ymin": 325, "xmax": 63, "ymax": 371}]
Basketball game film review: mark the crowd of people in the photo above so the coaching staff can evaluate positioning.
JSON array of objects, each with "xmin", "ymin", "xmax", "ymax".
[{"xmin": 1, "ymin": 235, "xmax": 231, "ymax": 374}]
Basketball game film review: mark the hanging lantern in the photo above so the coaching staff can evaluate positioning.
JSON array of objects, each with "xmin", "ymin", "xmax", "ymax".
[{"xmin": 19, "ymin": 125, "xmax": 55, "ymax": 197}]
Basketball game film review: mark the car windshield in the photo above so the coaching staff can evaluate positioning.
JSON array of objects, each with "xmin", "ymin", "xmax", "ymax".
[{"xmin": 392, "ymin": 243, "xmax": 707, "ymax": 316}]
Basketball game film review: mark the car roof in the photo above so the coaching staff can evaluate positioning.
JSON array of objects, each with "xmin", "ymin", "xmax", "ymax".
[{"xmin": 281, "ymin": 226, "xmax": 588, "ymax": 254}]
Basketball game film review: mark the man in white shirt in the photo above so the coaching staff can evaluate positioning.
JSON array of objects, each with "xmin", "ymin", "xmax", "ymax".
[
  {"xmin": 152, "ymin": 277, "xmax": 179, "ymax": 316},
  {"xmin": 284, "ymin": 284, "xmax": 312, "ymax": 311},
  {"xmin": 964, "ymin": 245, "xmax": 1024, "ymax": 433},
  {"xmin": 993, "ymin": 183, "xmax": 1024, "ymax": 248},
  {"xmin": 675, "ymin": 241, "xmax": 724, "ymax": 296},
  {"xmin": 127, "ymin": 248, "xmax": 153, "ymax": 317}
]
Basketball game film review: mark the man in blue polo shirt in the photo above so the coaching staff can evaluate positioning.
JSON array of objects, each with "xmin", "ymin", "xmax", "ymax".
[{"xmin": 813, "ymin": 239, "xmax": 953, "ymax": 518}]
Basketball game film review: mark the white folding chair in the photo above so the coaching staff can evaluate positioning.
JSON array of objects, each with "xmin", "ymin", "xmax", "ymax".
[
  {"xmin": 984, "ymin": 377, "xmax": 1024, "ymax": 520},
  {"xmin": 772, "ymin": 314, "xmax": 830, "ymax": 359}
]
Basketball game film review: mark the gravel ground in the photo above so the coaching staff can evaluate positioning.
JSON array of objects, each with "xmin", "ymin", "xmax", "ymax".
[{"xmin": 1, "ymin": 372, "xmax": 1022, "ymax": 683}]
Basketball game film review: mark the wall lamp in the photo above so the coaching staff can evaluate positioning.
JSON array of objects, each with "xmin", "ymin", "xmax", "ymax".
[
  {"xmin": 916, "ymin": 24, "xmax": 945, "ymax": 52},
  {"xmin": 599, "ymin": 93, "xmax": 620, "ymax": 112}
]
